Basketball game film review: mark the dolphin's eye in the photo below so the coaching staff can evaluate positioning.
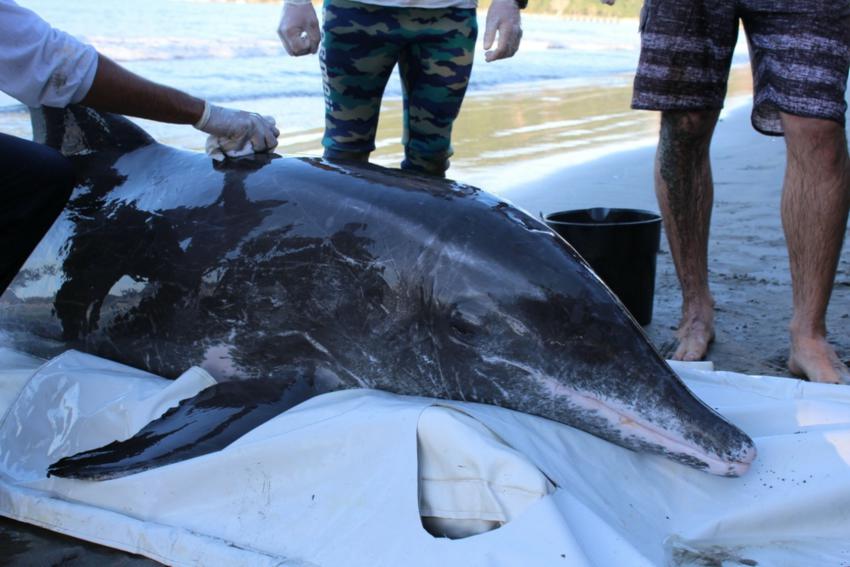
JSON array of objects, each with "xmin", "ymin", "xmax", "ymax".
[{"xmin": 450, "ymin": 317, "xmax": 477, "ymax": 338}]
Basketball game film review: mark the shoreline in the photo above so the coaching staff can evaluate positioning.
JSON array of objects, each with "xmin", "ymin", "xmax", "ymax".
[
  {"xmin": 447, "ymin": 66, "xmax": 753, "ymax": 192},
  {"xmin": 496, "ymin": 91, "xmax": 754, "ymax": 204},
  {"xmin": 198, "ymin": 0, "xmax": 642, "ymax": 19}
]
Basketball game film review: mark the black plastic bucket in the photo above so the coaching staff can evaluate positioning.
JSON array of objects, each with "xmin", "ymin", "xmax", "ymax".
[{"xmin": 544, "ymin": 208, "xmax": 662, "ymax": 326}]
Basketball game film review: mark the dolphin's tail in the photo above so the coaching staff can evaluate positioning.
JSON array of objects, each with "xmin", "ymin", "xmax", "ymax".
[{"xmin": 31, "ymin": 105, "xmax": 154, "ymax": 156}]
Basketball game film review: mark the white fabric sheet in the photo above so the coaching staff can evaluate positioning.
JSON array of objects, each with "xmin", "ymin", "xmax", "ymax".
[{"xmin": 1, "ymin": 349, "xmax": 850, "ymax": 566}]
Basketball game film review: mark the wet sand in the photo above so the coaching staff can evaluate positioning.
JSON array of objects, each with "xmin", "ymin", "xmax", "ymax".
[
  {"xmin": 0, "ymin": 517, "xmax": 154, "ymax": 566},
  {"xmin": 506, "ymin": 103, "xmax": 850, "ymax": 377}
]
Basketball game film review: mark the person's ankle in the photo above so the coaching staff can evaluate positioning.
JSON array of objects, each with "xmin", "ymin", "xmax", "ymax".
[
  {"xmin": 789, "ymin": 317, "xmax": 827, "ymax": 343},
  {"xmin": 681, "ymin": 291, "xmax": 714, "ymax": 317}
]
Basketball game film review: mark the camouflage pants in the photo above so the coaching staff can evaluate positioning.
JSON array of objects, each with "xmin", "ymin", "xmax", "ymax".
[{"xmin": 320, "ymin": 0, "xmax": 477, "ymax": 176}]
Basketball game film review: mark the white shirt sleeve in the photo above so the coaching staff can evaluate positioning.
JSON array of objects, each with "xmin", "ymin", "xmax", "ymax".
[{"xmin": 0, "ymin": 0, "xmax": 99, "ymax": 108}]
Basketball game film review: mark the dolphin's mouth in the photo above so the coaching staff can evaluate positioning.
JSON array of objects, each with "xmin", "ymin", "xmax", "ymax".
[
  {"xmin": 562, "ymin": 386, "xmax": 757, "ymax": 477},
  {"xmin": 479, "ymin": 356, "xmax": 756, "ymax": 476},
  {"xmin": 612, "ymin": 409, "xmax": 756, "ymax": 476}
]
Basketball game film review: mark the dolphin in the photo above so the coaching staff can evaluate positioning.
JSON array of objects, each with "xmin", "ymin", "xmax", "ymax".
[{"xmin": 1, "ymin": 106, "xmax": 756, "ymax": 479}]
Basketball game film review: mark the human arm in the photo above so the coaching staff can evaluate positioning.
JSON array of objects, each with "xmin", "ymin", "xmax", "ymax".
[
  {"xmin": 277, "ymin": 0, "xmax": 321, "ymax": 57},
  {"xmin": 83, "ymin": 55, "xmax": 279, "ymax": 156},
  {"xmin": 86, "ymin": 55, "xmax": 280, "ymax": 158},
  {"xmin": 483, "ymin": 0, "xmax": 523, "ymax": 63},
  {"xmin": 81, "ymin": 54, "xmax": 205, "ymax": 124}
]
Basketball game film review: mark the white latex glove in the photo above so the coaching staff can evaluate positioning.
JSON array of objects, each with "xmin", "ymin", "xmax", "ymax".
[
  {"xmin": 194, "ymin": 102, "xmax": 280, "ymax": 161},
  {"xmin": 483, "ymin": 0, "xmax": 522, "ymax": 63},
  {"xmin": 278, "ymin": 1, "xmax": 321, "ymax": 56}
]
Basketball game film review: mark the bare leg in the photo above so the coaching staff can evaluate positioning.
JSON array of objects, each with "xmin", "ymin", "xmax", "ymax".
[
  {"xmin": 781, "ymin": 114, "xmax": 850, "ymax": 384},
  {"xmin": 655, "ymin": 110, "xmax": 720, "ymax": 361}
]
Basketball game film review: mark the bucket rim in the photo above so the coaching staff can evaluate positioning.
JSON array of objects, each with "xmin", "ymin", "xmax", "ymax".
[{"xmin": 544, "ymin": 207, "xmax": 662, "ymax": 228}]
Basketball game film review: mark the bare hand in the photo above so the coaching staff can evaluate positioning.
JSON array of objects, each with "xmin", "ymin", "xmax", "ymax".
[
  {"xmin": 483, "ymin": 0, "xmax": 522, "ymax": 63},
  {"xmin": 278, "ymin": 3, "xmax": 321, "ymax": 57}
]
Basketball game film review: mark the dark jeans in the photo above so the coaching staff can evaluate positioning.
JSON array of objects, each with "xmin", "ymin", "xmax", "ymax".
[{"xmin": 0, "ymin": 132, "xmax": 75, "ymax": 295}]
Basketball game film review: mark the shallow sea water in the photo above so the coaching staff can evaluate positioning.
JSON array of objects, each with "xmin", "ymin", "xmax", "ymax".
[{"xmin": 3, "ymin": 0, "xmax": 753, "ymax": 192}]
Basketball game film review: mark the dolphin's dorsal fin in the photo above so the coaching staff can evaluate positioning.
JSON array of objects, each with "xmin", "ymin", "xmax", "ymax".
[{"xmin": 31, "ymin": 105, "xmax": 156, "ymax": 156}]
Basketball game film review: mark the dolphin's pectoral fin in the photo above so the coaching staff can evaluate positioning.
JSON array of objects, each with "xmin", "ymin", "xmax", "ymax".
[{"xmin": 47, "ymin": 371, "xmax": 323, "ymax": 481}]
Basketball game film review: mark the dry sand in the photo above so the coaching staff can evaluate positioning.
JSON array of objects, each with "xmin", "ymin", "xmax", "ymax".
[{"xmin": 506, "ymin": 103, "xmax": 850, "ymax": 378}]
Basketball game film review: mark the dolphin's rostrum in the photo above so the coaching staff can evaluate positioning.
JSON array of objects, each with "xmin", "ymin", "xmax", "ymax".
[{"xmin": 0, "ymin": 106, "xmax": 756, "ymax": 479}]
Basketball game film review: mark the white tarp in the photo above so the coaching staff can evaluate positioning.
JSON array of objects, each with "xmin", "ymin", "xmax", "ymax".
[{"xmin": 1, "ymin": 348, "xmax": 850, "ymax": 566}]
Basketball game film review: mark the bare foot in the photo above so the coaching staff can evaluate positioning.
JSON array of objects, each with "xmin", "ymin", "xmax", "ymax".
[
  {"xmin": 788, "ymin": 335, "xmax": 850, "ymax": 384},
  {"xmin": 673, "ymin": 302, "xmax": 715, "ymax": 361}
]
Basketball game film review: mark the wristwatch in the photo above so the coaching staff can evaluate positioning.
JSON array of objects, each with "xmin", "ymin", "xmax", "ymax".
[{"xmin": 514, "ymin": 0, "xmax": 528, "ymax": 8}]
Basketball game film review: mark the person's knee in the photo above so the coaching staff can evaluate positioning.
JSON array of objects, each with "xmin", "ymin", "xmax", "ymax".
[
  {"xmin": 45, "ymin": 153, "xmax": 75, "ymax": 195},
  {"xmin": 782, "ymin": 114, "xmax": 848, "ymax": 167},
  {"xmin": 35, "ymin": 153, "xmax": 76, "ymax": 206},
  {"xmin": 0, "ymin": 135, "xmax": 75, "ymax": 195},
  {"xmin": 659, "ymin": 110, "xmax": 719, "ymax": 149},
  {"xmin": 16, "ymin": 141, "xmax": 75, "ymax": 190},
  {"xmin": 781, "ymin": 113, "xmax": 844, "ymax": 138}
]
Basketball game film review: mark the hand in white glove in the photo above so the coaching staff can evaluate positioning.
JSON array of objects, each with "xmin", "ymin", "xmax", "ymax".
[
  {"xmin": 278, "ymin": 1, "xmax": 321, "ymax": 56},
  {"xmin": 483, "ymin": 0, "xmax": 522, "ymax": 63},
  {"xmin": 194, "ymin": 102, "xmax": 280, "ymax": 161}
]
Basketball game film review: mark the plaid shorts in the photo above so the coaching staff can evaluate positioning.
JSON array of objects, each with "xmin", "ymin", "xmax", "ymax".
[{"xmin": 632, "ymin": 1, "xmax": 850, "ymax": 135}]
